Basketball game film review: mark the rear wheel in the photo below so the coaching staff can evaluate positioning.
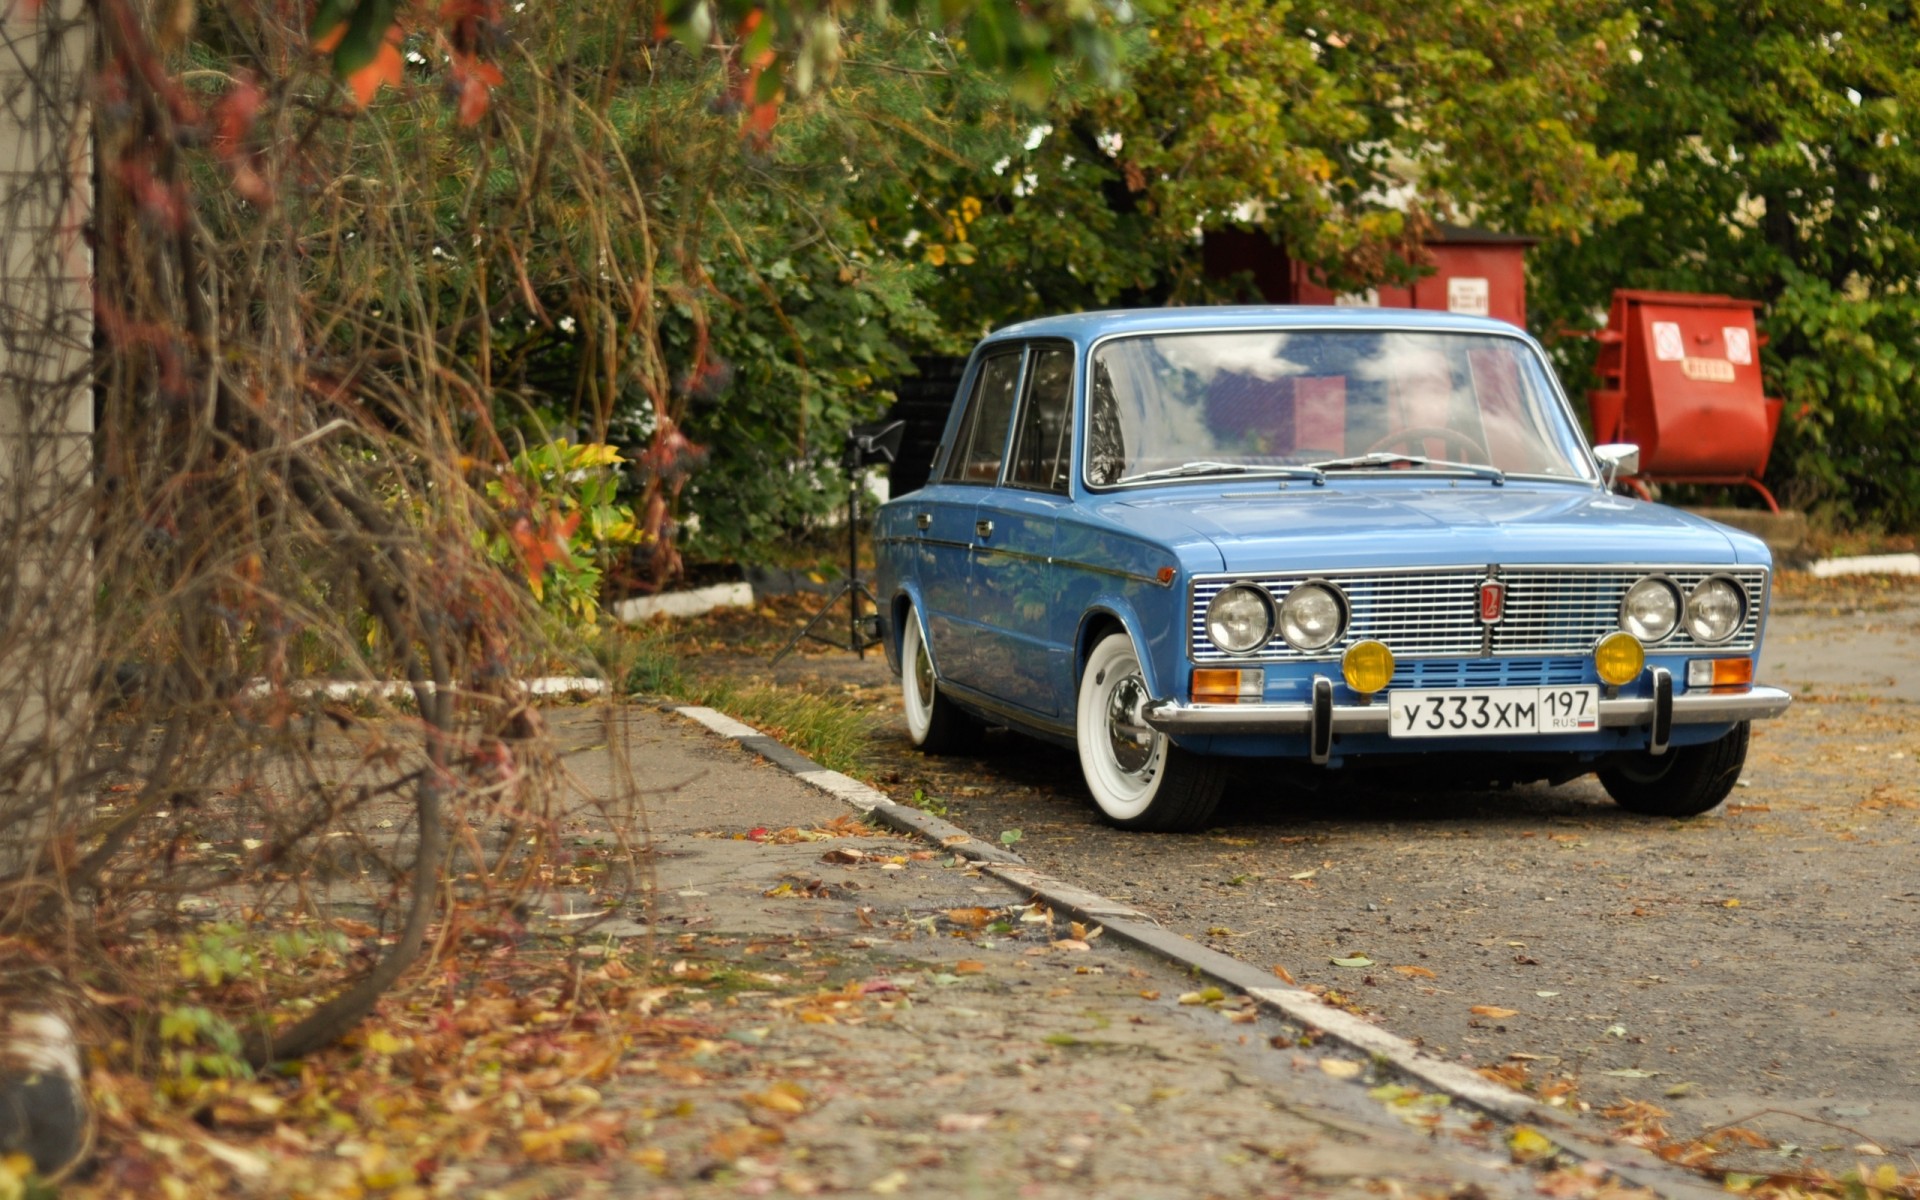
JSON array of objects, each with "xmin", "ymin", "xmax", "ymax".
[
  {"xmin": 1598, "ymin": 722, "xmax": 1749, "ymax": 817},
  {"xmin": 1075, "ymin": 632, "xmax": 1225, "ymax": 831},
  {"xmin": 901, "ymin": 610, "xmax": 982, "ymax": 754}
]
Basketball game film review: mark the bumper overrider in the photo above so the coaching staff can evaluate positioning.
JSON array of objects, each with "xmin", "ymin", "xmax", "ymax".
[{"xmin": 1140, "ymin": 668, "xmax": 1793, "ymax": 765}]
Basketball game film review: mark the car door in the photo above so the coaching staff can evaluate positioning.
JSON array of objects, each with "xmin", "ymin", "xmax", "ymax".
[
  {"xmin": 910, "ymin": 347, "xmax": 1024, "ymax": 692},
  {"xmin": 970, "ymin": 342, "xmax": 1074, "ymax": 717}
]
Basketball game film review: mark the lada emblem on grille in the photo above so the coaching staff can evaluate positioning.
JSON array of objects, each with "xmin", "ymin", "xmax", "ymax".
[{"xmin": 1479, "ymin": 580, "xmax": 1507, "ymax": 624}]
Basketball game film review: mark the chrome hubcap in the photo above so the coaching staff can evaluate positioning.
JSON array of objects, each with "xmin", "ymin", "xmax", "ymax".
[
  {"xmin": 913, "ymin": 640, "xmax": 935, "ymax": 707},
  {"xmin": 1105, "ymin": 671, "xmax": 1155, "ymax": 773}
]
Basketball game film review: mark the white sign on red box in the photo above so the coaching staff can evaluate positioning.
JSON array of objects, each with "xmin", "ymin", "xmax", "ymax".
[
  {"xmin": 1724, "ymin": 326, "xmax": 1752, "ymax": 364},
  {"xmin": 1447, "ymin": 277, "xmax": 1490, "ymax": 317},
  {"xmin": 1652, "ymin": 321, "xmax": 1685, "ymax": 361}
]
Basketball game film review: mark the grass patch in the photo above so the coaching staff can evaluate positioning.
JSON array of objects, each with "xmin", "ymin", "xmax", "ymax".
[{"xmin": 600, "ymin": 625, "xmax": 877, "ymax": 777}]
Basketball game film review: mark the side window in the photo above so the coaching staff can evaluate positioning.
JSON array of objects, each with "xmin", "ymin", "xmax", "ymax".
[
  {"xmin": 941, "ymin": 350, "xmax": 1023, "ymax": 484},
  {"xmin": 1008, "ymin": 344, "xmax": 1073, "ymax": 492}
]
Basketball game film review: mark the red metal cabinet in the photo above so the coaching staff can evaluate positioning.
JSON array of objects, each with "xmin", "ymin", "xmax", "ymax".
[
  {"xmin": 1200, "ymin": 225, "xmax": 1535, "ymax": 326},
  {"xmin": 1586, "ymin": 290, "xmax": 1783, "ymax": 511}
]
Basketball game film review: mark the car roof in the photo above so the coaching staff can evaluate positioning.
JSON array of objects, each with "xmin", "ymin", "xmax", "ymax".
[{"xmin": 982, "ymin": 305, "xmax": 1530, "ymax": 348}]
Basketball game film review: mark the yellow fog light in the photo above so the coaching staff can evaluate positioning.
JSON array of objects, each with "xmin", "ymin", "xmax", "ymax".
[
  {"xmin": 1593, "ymin": 631, "xmax": 1646, "ymax": 687},
  {"xmin": 1341, "ymin": 640, "xmax": 1396, "ymax": 694}
]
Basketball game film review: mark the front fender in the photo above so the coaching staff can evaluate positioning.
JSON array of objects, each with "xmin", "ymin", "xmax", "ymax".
[{"xmin": 1072, "ymin": 598, "xmax": 1183, "ymax": 703}]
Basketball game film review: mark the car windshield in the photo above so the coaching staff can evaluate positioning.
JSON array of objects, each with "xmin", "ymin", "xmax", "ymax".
[{"xmin": 1084, "ymin": 329, "xmax": 1593, "ymax": 487}]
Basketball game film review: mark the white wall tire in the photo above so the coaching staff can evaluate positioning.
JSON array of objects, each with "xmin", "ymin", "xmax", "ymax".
[
  {"xmin": 902, "ymin": 609, "xmax": 981, "ymax": 754},
  {"xmin": 1075, "ymin": 632, "xmax": 1225, "ymax": 831}
]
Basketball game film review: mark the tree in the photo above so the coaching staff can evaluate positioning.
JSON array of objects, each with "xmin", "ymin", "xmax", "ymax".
[
  {"xmin": 1528, "ymin": 0, "xmax": 1920, "ymax": 526},
  {"xmin": 893, "ymin": 0, "xmax": 1638, "ymax": 325}
]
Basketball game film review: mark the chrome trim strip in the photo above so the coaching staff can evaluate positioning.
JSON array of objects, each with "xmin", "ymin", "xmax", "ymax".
[
  {"xmin": 875, "ymin": 536, "xmax": 1170, "ymax": 587},
  {"xmin": 1140, "ymin": 685, "xmax": 1791, "ymax": 736}
]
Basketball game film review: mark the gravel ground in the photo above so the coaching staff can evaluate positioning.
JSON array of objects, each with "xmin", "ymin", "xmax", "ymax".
[{"xmin": 677, "ymin": 573, "xmax": 1920, "ymax": 1179}]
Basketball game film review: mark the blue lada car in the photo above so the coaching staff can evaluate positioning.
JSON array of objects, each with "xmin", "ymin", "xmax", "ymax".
[{"xmin": 873, "ymin": 307, "xmax": 1791, "ymax": 831}]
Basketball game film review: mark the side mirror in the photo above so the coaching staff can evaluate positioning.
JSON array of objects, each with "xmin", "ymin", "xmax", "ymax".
[{"xmin": 1593, "ymin": 443, "xmax": 1641, "ymax": 489}]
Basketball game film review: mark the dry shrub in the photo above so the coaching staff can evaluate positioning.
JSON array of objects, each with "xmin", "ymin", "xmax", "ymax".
[{"xmin": 1, "ymin": 0, "xmax": 657, "ymax": 1065}]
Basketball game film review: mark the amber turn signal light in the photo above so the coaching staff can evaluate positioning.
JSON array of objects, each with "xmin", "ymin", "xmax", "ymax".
[
  {"xmin": 1687, "ymin": 657, "xmax": 1753, "ymax": 692},
  {"xmin": 1191, "ymin": 668, "xmax": 1261, "ymax": 704}
]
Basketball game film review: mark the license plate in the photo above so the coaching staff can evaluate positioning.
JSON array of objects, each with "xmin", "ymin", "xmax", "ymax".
[{"xmin": 1387, "ymin": 686, "xmax": 1600, "ymax": 738}]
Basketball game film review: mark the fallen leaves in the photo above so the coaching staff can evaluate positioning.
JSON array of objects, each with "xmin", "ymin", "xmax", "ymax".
[
  {"xmin": 742, "ymin": 1081, "xmax": 810, "ymax": 1115},
  {"xmin": 1470, "ymin": 1005, "xmax": 1519, "ymax": 1019},
  {"xmin": 1509, "ymin": 1124, "xmax": 1560, "ymax": 1164}
]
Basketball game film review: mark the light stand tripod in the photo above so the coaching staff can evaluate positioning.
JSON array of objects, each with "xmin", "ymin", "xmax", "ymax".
[{"xmin": 771, "ymin": 420, "xmax": 905, "ymax": 665}]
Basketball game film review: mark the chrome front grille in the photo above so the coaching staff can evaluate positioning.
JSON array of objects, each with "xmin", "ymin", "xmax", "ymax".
[{"xmin": 1189, "ymin": 565, "xmax": 1768, "ymax": 662}]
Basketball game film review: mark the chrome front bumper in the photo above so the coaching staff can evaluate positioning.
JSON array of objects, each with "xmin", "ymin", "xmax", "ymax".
[{"xmin": 1140, "ymin": 669, "xmax": 1792, "ymax": 765}]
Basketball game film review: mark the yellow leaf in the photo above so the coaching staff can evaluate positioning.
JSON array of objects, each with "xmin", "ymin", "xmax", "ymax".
[
  {"xmin": 1319, "ymin": 1059, "xmax": 1363, "ymax": 1079},
  {"xmin": 1394, "ymin": 965, "xmax": 1437, "ymax": 979},
  {"xmin": 1470, "ymin": 1005, "xmax": 1519, "ymax": 1018},
  {"xmin": 365, "ymin": 1029, "xmax": 409, "ymax": 1056},
  {"xmin": 1508, "ymin": 1125, "xmax": 1557, "ymax": 1164},
  {"xmin": 745, "ymin": 1083, "xmax": 808, "ymax": 1114}
]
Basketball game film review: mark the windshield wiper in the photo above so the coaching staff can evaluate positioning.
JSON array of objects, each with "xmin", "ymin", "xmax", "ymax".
[
  {"xmin": 1116, "ymin": 461, "xmax": 1326, "ymax": 486},
  {"xmin": 1307, "ymin": 452, "xmax": 1505, "ymax": 485}
]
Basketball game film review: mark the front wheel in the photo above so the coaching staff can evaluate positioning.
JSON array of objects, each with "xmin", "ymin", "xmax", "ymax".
[
  {"xmin": 901, "ymin": 610, "xmax": 982, "ymax": 754},
  {"xmin": 1598, "ymin": 722, "xmax": 1749, "ymax": 817},
  {"xmin": 1075, "ymin": 633, "xmax": 1225, "ymax": 831}
]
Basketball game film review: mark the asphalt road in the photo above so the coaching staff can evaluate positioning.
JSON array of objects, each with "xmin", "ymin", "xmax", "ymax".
[{"xmin": 809, "ymin": 577, "xmax": 1920, "ymax": 1176}]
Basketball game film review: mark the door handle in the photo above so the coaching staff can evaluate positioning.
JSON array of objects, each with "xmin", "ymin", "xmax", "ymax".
[
  {"xmin": 915, "ymin": 512, "xmax": 931, "ymax": 531},
  {"xmin": 975, "ymin": 519, "xmax": 994, "ymax": 540}
]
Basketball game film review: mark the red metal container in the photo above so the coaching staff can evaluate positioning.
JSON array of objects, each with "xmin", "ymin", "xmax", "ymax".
[
  {"xmin": 1201, "ymin": 225, "xmax": 1536, "ymax": 325},
  {"xmin": 1585, "ymin": 290, "xmax": 1784, "ymax": 511}
]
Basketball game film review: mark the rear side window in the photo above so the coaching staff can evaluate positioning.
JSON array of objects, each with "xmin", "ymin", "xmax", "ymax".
[
  {"xmin": 1007, "ymin": 344, "xmax": 1074, "ymax": 492},
  {"xmin": 942, "ymin": 350, "xmax": 1023, "ymax": 484}
]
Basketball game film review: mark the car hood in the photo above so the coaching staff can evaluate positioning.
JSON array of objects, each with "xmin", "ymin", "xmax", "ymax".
[{"xmin": 1094, "ymin": 483, "xmax": 1748, "ymax": 569}]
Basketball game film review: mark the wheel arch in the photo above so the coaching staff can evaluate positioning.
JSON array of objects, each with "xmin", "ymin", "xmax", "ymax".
[
  {"xmin": 891, "ymin": 585, "xmax": 934, "ymax": 680},
  {"xmin": 1073, "ymin": 607, "xmax": 1158, "ymax": 699}
]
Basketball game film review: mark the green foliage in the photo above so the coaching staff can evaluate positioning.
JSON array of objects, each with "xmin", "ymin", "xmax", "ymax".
[
  {"xmin": 902, "ymin": 0, "xmax": 1636, "ymax": 324},
  {"xmin": 612, "ymin": 627, "xmax": 875, "ymax": 774},
  {"xmin": 484, "ymin": 441, "xmax": 643, "ymax": 623},
  {"xmin": 1529, "ymin": 0, "xmax": 1920, "ymax": 526},
  {"xmin": 176, "ymin": 922, "xmax": 352, "ymax": 990},
  {"xmin": 158, "ymin": 1005, "xmax": 253, "ymax": 1081}
]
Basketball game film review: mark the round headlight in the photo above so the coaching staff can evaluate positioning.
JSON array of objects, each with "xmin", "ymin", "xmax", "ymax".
[
  {"xmin": 1279, "ymin": 582, "xmax": 1346, "ymax": 651},
  {"xmin": 1594, "ymin": 631, "xmax": 1646, "ymax": 687},
  {"xmin": 1619, "ymin": 576, "xmax": 1681, "ymax": 643},
  {"xmin": 1685, "ymin": 576, "xmax": 1746, "ymax": 644},
  {"xmin": 1206, "ymin": 584, "xmax": 1273, "ymax": 654}
]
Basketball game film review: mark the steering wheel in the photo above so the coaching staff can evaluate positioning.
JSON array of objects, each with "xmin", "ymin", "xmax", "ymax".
[{"xmin": 1367, "ymin": 426, "xmax": 1490, "ymax": 464}]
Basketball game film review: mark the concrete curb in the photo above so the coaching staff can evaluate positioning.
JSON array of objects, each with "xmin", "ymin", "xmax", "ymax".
[
  {"xmin": 670, "ymin": 706, "xmax": 1024, "ymax": 865},
  {"xmin": 665, "ymin": 700, "xmax": 1724, "ymax": 1200}
]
